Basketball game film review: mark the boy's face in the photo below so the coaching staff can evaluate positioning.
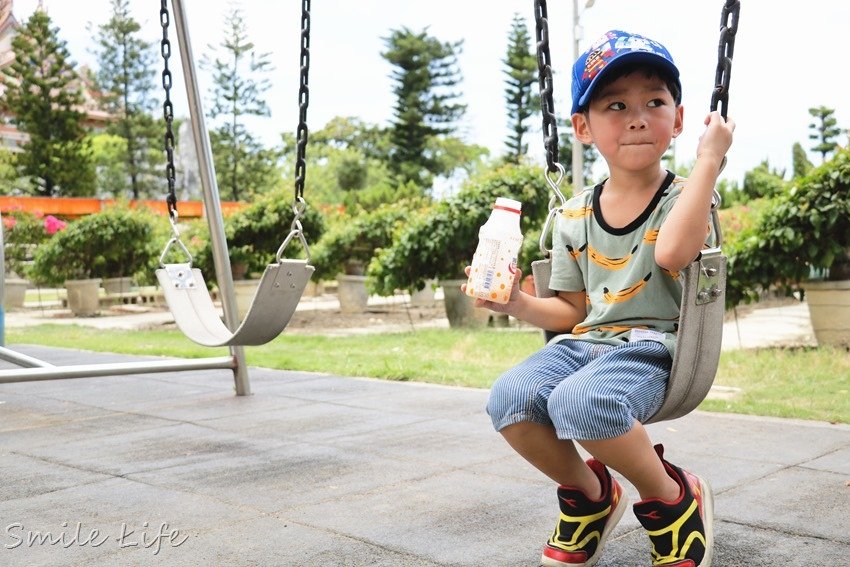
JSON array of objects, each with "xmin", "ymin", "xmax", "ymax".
[{"xmin": 572, "ymin": 71, "xmax": 683, "ymax": 173}]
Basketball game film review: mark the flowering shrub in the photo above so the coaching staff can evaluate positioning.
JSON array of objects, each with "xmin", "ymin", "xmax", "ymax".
[{"xmin": 2, "ymin": 209, "xmax": 66, "ymax": 278}]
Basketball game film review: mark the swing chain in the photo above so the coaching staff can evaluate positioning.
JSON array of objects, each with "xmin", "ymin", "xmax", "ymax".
[
  {"xmin": 293, "ymin": 0, "xmax": 311, "ymax": 202},
  {"xmin": 533, "ymin": 0, "xmax": 560, "ymax": 175},
  {"xmin": 710, "ymin": 0, "xmax": 740, "ymax": 119},
  {"xmin": 159, "ymin": 0, "xmax": 178, "ymax": 222}
]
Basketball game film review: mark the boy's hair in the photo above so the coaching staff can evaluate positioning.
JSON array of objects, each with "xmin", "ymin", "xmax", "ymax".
[
  {"xmin": 578, "ymin": 61, "xmax": 682, "ymax": 114},
  {"xmin": 571, "ymin": 30, "xmax": 681, "ymax": 114}
]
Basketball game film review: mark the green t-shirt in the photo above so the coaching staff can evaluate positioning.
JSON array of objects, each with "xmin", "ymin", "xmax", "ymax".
[{"xmin": 549, "ymin": 171, "xmax": 709, "ymax": 358}]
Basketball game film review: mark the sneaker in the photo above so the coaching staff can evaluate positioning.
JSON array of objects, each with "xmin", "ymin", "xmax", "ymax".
[
  {"xmin": 541, "ymin": 459, "xmax": 629, "ymax": 567},
  {"xmin": 633, "ymin": 444, "xmax": 714, "ymax": 567}
]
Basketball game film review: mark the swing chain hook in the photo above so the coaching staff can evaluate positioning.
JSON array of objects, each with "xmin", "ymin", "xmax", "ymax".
[
  {"xmin": 276, "ymin": 197, "xmax": 312, "ymax": 264},
  {"xmin": 159, "ymin": 211, "xmax": 194, "ymax": 268}
]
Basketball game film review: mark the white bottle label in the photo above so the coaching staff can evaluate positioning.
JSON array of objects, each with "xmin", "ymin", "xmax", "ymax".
[{"xmin": 467, "ymin": 235, "xmax": 522, "ymax": 304}]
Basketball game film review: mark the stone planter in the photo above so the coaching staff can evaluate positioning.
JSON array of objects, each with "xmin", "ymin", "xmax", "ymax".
[
  {"xmin": 802, "ymin": 279, "xmax": 850, "ymax": 347},
  {"xmin": 102, "ymin": 276, "xmax": 135, "ymax": 295},
  {"xmin": 409, "ymin": 279, "xmax": 437, "ymax": 307},
  {"xmin": 64, "ymin": 278, "xmax": 102, "ymax": 317},
  {"xmin": 3, "ymin": 278, "xmax": 29, "ymax": 310},
  {"xmin": 439, "ymin": 279, "xmax": 490, "ymax": 328},
  {"xmin": 233, "ymin": 279, "xmax": 260, "ymax": 319},
  {"xmin": 337, "ymin": 274, "xmax": 369, "ymax": 313}
]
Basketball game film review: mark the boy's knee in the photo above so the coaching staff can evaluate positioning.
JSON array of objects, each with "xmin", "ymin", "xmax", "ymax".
[{"xmin": 486, "ymin": 368, "xmax": 549, "ymax": 428}]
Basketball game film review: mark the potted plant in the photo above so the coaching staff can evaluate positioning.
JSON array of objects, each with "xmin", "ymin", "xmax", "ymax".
[
  {"xmin": 193, "ymin": 192, "xmax": 326, "ymax": 317},
  {"xmin": 311, "ymin": 202, "xmax": 411, "ymax": 313},
  {"xmin": 2, "ymin": 209, "xmax": 65, "ymax": 309},
  {"xmin": 727, "ymin": 147, "xmax": 850, "ymax": 346},
  {"xmin": 367, "ymin": 163, "xmax": 551, "ymax": 327},
  {"xmin": 30, "ymin": 205, "xmax": 160, "ymax": 316}
]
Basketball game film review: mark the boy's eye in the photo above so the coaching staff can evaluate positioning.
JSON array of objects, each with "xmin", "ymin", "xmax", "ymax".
[
  {"xmin": 647, "ymin": 98, "xmax": 665, "ymax": 108},
  {"xmin": 607, "ymin": 101, "xmax": 626, "ymax": 110}
]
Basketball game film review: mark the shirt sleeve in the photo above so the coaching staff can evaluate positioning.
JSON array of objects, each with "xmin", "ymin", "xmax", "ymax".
[{"xmin": 549, "ymin": 215, "xmax": 586, "ymax": 292}]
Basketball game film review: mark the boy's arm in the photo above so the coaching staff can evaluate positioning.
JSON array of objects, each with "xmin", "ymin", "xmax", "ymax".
[
  {"xmin": 656, "ymin": 111, "xmax": 735, "ymax": 271},
  {"xmin": 462, "ymin": 267, "xmax": 586, "ymax": 332}
]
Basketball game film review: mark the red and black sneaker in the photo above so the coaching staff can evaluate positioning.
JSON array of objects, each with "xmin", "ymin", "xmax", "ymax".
[
  {"xmin": 633, "ymin": 444, "xmax": 715, "ymax": 566},
  {"xmin": 541, "ymin": 459, "xmax": 629, "ymax": 567}
]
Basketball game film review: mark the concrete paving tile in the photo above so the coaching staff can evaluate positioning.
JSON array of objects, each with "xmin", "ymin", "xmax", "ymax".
[
  {"xmin": 1, "ymin": 411, "xmax": 176, "ymax": 453},
  {"xmin": 717, "ymin": 466, "xmax": 850, "ymax": 543},
  {"xmin": 126, "ymin": 440, "xmax": 449, "ymax": 513},
  {"xmin": 800, "ymin": 446, "xmax": 850, "ymax": 475},
  {"xmin": 0, "ymin": 452, "xmax": 112, "ymax": 502},
  {"xmin": 287, "ymin": 468, "xmax": 558, "ymax": 566},
  {"xmin": 76, "ymin": 515, "xmax": 446, "ymax": 567},
  {"xmin": 1, "ymin": 476, "xmax": 257, "ymax": 567},
  {"xmin": 21, "ymin": 422, "xmax": 285, "ymax": 477}
]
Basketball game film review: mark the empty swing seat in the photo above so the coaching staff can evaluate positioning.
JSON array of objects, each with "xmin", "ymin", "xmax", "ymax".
[{"xmin": 157, "ymin": 260, "xmax": 314, "ymax": 347}]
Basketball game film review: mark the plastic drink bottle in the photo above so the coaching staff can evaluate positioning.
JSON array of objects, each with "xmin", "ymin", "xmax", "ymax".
[{"xmin": 465, "ymin": 197, "xmax": 523, "ymax": 304}]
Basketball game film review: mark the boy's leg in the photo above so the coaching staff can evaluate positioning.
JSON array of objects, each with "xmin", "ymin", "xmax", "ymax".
[
  {"xmin": 549, "ymin": 341, "xmax": 713, "ymax": 566},
  {"xmin": 487, "ymin": 340, "xmax": 629, "ymax": 567}
]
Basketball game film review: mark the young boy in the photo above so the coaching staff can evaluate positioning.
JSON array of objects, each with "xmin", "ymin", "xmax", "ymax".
[{"xmin": 465, "ymin": 30, "xmax": 734, "ymax": 566}]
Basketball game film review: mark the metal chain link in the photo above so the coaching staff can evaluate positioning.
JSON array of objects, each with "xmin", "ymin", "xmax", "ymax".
[
  {"xmin": 710, "ymin": 0, "xmax": 740, "ymax": 119},
  {"xmin": 293, "ymin": 0, "xmax": 311, "ymax": 202},
  {"xmin": 533, "ymin": 0, "xmax": 560, "ymax": 175},
  {"xmin": 159, "ymin": 0, "xmax": 178, "ymax": 221}
]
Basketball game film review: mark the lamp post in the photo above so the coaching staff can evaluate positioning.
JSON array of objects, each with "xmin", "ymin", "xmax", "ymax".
[{"xmin": 572, "ymin": 0, "xmax": 595, "ymax": 193}]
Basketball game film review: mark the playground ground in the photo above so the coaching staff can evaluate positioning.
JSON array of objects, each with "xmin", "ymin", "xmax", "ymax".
[{"xmin": 0, "ymin": 296, "xmax": 847, "ymax": 566}]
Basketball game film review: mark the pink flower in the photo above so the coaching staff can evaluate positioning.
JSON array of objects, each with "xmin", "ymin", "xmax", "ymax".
[
  {"xmin": 43, "ymin": 215, "xmax": 67, "ymax": 235},
  {"xmin": 3, "ymin": 216, "xmax": 16, "ymax": 230}
]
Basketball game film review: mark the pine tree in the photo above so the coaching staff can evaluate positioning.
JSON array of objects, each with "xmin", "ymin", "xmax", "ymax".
[
  {"xmin": 91, "ymin": 0, "xmax": 160, "ymax": 199},
  {"xmin": 203, "ymin": 5, "xmax": 277, "ymax": 201},
  {"xmin": 808, "ymin": 105, "xmax": 842, "ymax": 163},
  {"xmin": 0, "ymin": 9, "xmax": 95, "ymax": 196},
  {"xmin": 502, "ymin": 13, "xmax": 538, "ymax": 164},
  {"xmin": 791, "ymin": 141, "xmax": 813, "ymax": 179},
  {"xmin": 382, "ymin": 27, "xmax": 466, "ymax": 187}
]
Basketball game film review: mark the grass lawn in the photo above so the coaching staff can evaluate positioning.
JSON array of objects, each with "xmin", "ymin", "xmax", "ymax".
[{"xmin": 6, "ymin": 325, "xmax": 849, "ymax": 425}]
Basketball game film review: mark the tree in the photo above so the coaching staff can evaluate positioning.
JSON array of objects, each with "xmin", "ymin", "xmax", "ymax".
[
  {"xmin": 808, "ymin": 105, "xmax": 842, "ymax": 163},
  {"xmin": 91, "ymin": 0, "xmax": 161, "ymax": 199},
  {"xmin": 0, "ymin": 9, "xmax": 95, "ymax": 196},
  {"xmin": 741, "ymin": 160, "xmax": 787, "ymax": 201},
  {"xmin": 203, "ymin": 5, "xmax": 277, "ymax": 201},
  {"xmin": 382, "ymin": 27, "xmax": 467, "ymax": 187},
  {"xmin": 502, "ymin": 13, "xmax": 538, "ymax": 164},
  {"xmin": 791, "ymin": 141, "xmax": 814, "ymax": 179}
]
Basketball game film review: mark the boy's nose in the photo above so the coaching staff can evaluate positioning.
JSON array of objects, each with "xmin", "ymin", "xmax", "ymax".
[{"xmin": 628, "ymin": 121, "xmax": 647, "ymax": 130}]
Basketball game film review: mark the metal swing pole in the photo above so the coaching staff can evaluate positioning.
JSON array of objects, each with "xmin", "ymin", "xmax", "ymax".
[{"xmin": 169, "ymin": 0, "xmax": 250, "ymax": 395}]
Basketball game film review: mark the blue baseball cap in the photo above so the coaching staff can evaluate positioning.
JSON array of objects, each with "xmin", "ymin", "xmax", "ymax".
[{"xmin": 571, "ymin": 30, "xmax": 681, "ymax": 114}]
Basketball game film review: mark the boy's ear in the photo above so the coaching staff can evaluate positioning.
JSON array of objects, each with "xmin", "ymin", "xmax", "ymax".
[
  {"xmin": 571, "ymin": 112, "xmax": 593, "ymax": 144},
  {"xmin": 672, "ymin": 105, "xmax": 684, "ymax": 138}
]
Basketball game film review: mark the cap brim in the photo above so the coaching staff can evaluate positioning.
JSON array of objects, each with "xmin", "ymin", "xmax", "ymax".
[{"xmin": 574, "ymin": 51, "xmax": 680, "ymax": 114}]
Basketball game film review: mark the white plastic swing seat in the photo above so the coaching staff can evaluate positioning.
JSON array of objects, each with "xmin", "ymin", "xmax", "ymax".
[
  {"xmin": 530, "ymin": 249, "xmax": 727, "ymax": 424},
  {"xmin": 156, "ymin": 260, "xmax": 314, "ymax": 347}
]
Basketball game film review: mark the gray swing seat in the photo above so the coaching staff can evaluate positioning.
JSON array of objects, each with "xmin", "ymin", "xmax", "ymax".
[
  {"xmin": 156, "ymin": 260, "xmax": 314, "ymax": 347},
  {"xmin": 530, "ymin": 225, "xmax": 726, "ymax": 424}
]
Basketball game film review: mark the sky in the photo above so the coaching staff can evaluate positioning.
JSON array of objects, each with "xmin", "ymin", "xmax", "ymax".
[{"xmin": 11, "ymin": 0, "xmax": 850, "ymax": 189}]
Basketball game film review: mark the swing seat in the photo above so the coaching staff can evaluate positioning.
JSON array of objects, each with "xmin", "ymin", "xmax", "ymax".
[
  {"xmin": 530, "ymin": 249, "xmax": 726, "ymax": 424},
  {"xmin": 156, "ymin": 260, "xmax": 314, "ymax": 347}
]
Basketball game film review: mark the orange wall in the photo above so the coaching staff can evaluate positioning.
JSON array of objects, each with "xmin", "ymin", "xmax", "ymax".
[{"xmin": 0, "ymin": 196, "xmax": 245, "ymax": 219}]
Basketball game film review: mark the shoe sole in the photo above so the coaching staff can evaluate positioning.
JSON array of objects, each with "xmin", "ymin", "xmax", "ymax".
[
  {"xmin": 540, "ymin": 489, "xmax": 630, "ymax": 567},
  {"xmin": 698, "ymin": 475, "xmax": 715, "ymax": 567}
]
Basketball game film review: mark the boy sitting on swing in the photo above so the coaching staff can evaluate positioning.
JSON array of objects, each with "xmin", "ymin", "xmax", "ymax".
[{"xmin": 464, "ymin": 30, "xmax": 734, "ymax": 566}]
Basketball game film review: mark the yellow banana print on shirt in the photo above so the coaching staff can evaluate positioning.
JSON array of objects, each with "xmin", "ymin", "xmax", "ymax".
[
  {"xmin": 566, "ymin": 242, "xmax": 587, "ymax": 261},
  {"xmin": 561, "ymin": 206, "xmax": 593, "ymax": 219},
  {"xmin": 588, "ymin": 244, "xmax": 639, "ymax": 271},
  {"xmin": 643, "ymin": 228, "xmax": 659, "ymax": 244},
  {"xmin": 661, "ymin": 267, "xmax": 680, "ymax": 280},
  {"xmin": 603, "ymin": 273, "xmax": 652, "ymax": 304}
]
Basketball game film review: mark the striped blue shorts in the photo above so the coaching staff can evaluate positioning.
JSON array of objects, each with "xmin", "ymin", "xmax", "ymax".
[{"xmin": 486, "ymin": 339, "xmax": 672, "ymax": 441}]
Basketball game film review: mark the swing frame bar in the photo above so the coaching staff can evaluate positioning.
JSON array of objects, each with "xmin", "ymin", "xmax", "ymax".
[{"xmin": 0, "ymin": 0, "xmax": 249, "ymax": 391}]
